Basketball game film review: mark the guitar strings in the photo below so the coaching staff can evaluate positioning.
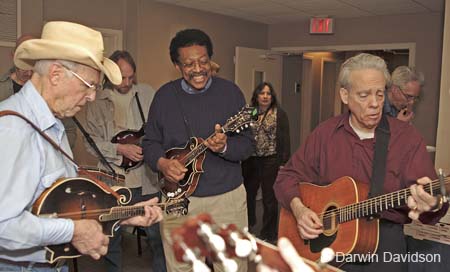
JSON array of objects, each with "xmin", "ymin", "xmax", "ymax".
[
  {"xmin": 45, "ymin": 202, "xmax": 170, "ymax": 219},
  {"xmin": 317, "ymin": 177, "xmax": 449, "ymax": 222},
  {"xmin": 319, "ymin": 177, "xmax": 448, "ymax": 221}
]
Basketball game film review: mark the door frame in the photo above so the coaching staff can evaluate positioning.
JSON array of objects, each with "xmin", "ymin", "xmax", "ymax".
[
  {"xmin": 271, "ymin": 42, "xmax": 416, "ymax": 67},
  {"xmin": 320, "ymin": 56, "xmax": 338, "ymax": 123},
  {"xmin": 300, "ymin": 55, "xmax": 313, "ymax": 145}
]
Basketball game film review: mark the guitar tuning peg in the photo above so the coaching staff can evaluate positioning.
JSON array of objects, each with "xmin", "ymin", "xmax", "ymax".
[
  {"xmin": 178, "ymin": 240, "xmax": 210, "ymax": 272},
  {"xmin": 222, "ymin": 258, "xmax": 238, "ymax": 272},
  {"xmin": 319, "ymin": 247, "xmax": 335, "ymax": 266},
  {"xmin": 236, "ymin": 129, "xmax": 240, "ymax": 133},
  {"xmin": 199, "ymin": 223, "xmax": 226, "ymax": 252},
  {"xmin": 244, "ymin": 124, "xmax": 248, "ymax": 128},
  {"xmin": 229, "ymin": 232, "xmax": 253, "ymax": 258},
  {"xmin": 192, "ymin": 259, "xmax": 211, "ymax": 272}
]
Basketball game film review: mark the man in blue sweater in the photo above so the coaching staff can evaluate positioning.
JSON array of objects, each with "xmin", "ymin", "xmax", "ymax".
[{"xmin": 143, "ymin": 29, "xmax": 254, "ymax": 271}]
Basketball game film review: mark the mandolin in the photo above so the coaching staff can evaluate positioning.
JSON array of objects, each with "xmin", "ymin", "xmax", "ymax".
[
  {"xmin": 111, "ymin": 126, "xmax": 145, "ymax": 173},
  {"xmin": 170, "ymin": 213, "xmax": 342, "ymax": 272},
  {"xmin": 159, "ymin": 105, "xmax": 257, "ymax": 200},
  {"xmin": 32, "ymin": 177, "xmax": 187, "ymax": 263}
]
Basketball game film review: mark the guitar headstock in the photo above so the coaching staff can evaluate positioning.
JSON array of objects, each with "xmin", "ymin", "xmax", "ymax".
[
  {"xmin": 222, "ymin": 105, "xmax": 257, "ymax": 134},
  {"xmin": 170, "ymin": 213, "xmax": 341, "ymax": 272}
]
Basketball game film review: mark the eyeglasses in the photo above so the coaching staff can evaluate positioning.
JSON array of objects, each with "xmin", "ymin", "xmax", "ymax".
[
  {"xmin": 179, "ymin": 59, "xmax": 210, "ymax": 70},
  {"xmin": 398, "ymin": 86, "xmax": 420, "ymax": 102},
  {"xmin": 59, "ymin": 63, "xmax": 102, "ymax": 91}
]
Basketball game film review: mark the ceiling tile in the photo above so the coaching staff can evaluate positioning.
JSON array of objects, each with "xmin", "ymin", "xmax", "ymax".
[
  {"xmin": 153, "ymin": 0, "xmax": 443, "ymax": 25},
  {"xmin": 413, "ymin": 0, "xmax": 444, "ymax": 12}
]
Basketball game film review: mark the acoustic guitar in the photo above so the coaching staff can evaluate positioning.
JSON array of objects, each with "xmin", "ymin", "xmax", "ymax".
[
  {"xmin": 159, "ymin": 105, "xmax": 257, "ymax": 199},
  {"xmin": 171, "ymin": 213, "xmax": 342, "ymax": 272},
  {"xmin": 32, "ymin": 177, "xmax": 186, "ymax": 263},
  {"xmin": 278, "ymin": 176, "xmax": 450, "ymax": 267},
  {"xmin": 111, "ymin": 126, "xmax": 145, "ymax": 173}
]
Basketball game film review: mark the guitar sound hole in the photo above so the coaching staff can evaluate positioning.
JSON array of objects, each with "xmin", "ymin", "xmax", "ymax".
[
  {"xmin": 322, "ymin": 205, "xmax": 338, "ymax": 234},
  {"xmin": 309, "ymin": 205, "xmax": 338, "ymax": 253}
]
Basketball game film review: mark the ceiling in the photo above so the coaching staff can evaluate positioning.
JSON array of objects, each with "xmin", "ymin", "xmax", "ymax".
[{"xmin": 154, "ymin": 0, "xmax": 444, "ymax": 24}]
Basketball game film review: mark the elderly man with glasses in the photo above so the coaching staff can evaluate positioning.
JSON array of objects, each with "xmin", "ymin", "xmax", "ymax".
[
  {"xmin": 0, "ymin": 21, "xmax": 163, "ymax": 271},
  {"xmin": 384, "ymin": 66, "xmax": 424, "ymax": 122}
]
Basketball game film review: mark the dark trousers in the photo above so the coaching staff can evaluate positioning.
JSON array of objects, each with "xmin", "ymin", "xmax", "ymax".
[
  {"xmin": 341, "ymin": 220, "xmax": 408, "ymax": 272},
  {"xmin": 242, "ymin": 155, "xmax": 279, "ymax": 241},
  {"xmin": 104, "ymin": 189, "xmax": 167, "ymax": 272}
]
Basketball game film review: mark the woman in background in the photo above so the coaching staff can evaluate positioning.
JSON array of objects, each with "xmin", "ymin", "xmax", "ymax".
[{"xmin": 242, "ymin": 82, "xmax": 290, "ymax": 243}]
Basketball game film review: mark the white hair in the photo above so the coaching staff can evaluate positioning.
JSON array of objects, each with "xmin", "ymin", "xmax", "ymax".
[
  {"xmin": 33, "ymin": 59, "xmax": 79, "ymax": 77},
  {"xmin": 391, "ymin": 66, "xmax": 424, "ymax": 89},
  {"xmin": 338, "ymin": 53, "xmax": 391, "ymax": 90}
]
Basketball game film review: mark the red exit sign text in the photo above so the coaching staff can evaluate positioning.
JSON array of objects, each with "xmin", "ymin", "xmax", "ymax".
[{"xmin": 310, "ymin": 17, "xmax": 334, "ymax": 34}]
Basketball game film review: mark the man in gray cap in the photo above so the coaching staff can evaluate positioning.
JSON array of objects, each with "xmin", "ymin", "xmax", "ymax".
[{"xmin": 0, "ymin": 21, "xmax": 163, "ymax": 271}]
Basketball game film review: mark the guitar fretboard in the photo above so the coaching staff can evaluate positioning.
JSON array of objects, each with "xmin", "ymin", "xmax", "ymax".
[{"xmin": 322, "ymin": 178, "xmax": 449, "ymax": 228}]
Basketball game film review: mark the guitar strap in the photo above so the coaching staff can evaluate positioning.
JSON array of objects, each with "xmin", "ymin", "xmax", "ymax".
[
  {"xmin": 71, "ymin": 116, "xmax": 118, "ymax": 177},
  {"xmin": 0, "ymin": 110, "xmax": 121, "ymax": 200},
  {"xmin": 369, "ymin": 114, "xmax": 390, "ymax": 198},
  {"xmin": 134, "ymin": 92, "xmax": 146, "ymax": 125}
]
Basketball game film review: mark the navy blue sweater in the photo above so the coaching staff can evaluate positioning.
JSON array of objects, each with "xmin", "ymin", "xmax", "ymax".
[{"xmin": 143, "ymin": 77, "xmax": 254, "ymax": 197}]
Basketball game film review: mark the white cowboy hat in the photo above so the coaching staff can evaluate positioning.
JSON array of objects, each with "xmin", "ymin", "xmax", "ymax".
[{"xmin": 14, "ymin": 21, "xmax": 121, "ymax": 85}]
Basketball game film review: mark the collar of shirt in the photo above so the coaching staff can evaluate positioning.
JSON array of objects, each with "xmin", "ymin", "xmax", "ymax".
[
  {"xmin": 334, "ymin": 112, "xmax": 368, "ymax": 141},
  {"xmin": 20, "ymin": 81, "xmax": 65, "ymax": 139},
  {"xmin": 181, "ymin": 78, "xmax": 212, "ymax": 94},
  {"xmin": 98, "ymin": 85, "xmax": 138, "ymax": 101}
]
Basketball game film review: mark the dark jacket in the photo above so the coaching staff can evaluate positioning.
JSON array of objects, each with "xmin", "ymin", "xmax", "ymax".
[{"xmin": 276, "ymin": 107, "xmax": 291, "ymax": 165}]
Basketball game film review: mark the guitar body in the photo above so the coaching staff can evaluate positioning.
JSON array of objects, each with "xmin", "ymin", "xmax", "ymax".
[
  {"xmin": 32, "ymin": 177, "xmax": 131, "ymax": 263},
  {"xmin": 159, "ymin": 137, "xmax": 205, "ymax": 199},
  {"xmin": 111, "ymin": 127, "xmax": 145, "ymax": 172},
  {"xmin": 278, "ymin": 176, "xmax": 379, "ymax": 266}
]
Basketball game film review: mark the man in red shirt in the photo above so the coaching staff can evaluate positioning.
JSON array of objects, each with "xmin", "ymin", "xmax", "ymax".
[{"xmin": 274, "ymin": 53, "xmax": 446, "ymax": 272}]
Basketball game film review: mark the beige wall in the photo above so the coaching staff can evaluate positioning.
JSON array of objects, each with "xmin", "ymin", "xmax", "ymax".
[
  {"xmin": 135, "ymin": 1, "xmax": 267, "ymax": 89},
  {"xmin": 15, "ymin": 0, "xmax": 267, "ymax": 165},
  {"xmin": 436, "ymin": 0, "xmax": 450, "ymax": 172},
  {"xmin": 269, "ymin": 13, "xmax": 444, "ymax": 147}
]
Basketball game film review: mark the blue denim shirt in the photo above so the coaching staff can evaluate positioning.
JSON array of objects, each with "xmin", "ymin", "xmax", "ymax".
[
  {"xmin": 0, "ymin": 81, "xmax": 75, "ymax": 263},
  {"xmin": 383, "ymin": 93, "xmax": 399, "ymax": 118}
]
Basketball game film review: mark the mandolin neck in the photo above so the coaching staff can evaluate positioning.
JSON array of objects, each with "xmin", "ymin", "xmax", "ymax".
[
  {"xmin": 99, "ymin": 206, "xmax": 145, "ymax": 222},
  {"xmin": 181, "ymin": 130, "xmax": 223, "ymax": 166}
]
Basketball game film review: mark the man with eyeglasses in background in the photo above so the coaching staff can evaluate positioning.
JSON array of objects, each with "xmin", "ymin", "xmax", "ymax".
[
  {"xmin": 142, "ymin": 28, "xmax": 254, "ymax": 271},
  {"xmin": 384, "ymin": 66, "xmax": 424, "ymax": 123}
]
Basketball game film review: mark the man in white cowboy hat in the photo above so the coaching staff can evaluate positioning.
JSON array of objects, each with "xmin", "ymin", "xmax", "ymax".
[{"xmin": 0, "ymin": 21, "xmax": 163, "ymax": 271}]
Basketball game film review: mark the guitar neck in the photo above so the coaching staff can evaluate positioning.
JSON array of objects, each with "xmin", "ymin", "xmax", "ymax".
[{"xmin": 328, "ymin": 178, "xmax": 448, "ymax": 225}]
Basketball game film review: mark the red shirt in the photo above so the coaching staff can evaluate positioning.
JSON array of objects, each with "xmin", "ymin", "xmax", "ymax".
[{"xmin": 274, "ymin": 112, "xmax": 444, "ymax": 224}]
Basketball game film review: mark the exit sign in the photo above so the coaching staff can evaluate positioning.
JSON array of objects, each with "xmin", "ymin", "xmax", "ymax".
[{"xmin": 310, "ymin": 17, "xmax": 334, "ymax": 34}]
